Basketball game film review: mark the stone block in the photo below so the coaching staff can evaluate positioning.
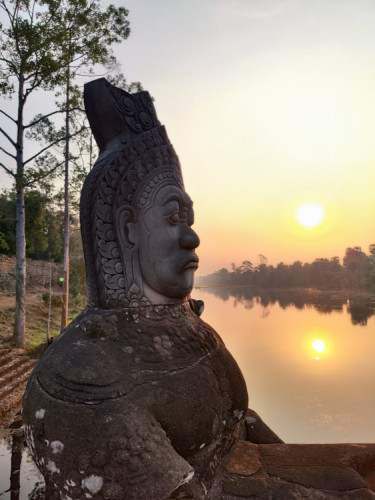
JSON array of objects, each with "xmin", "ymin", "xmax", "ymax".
[
  {"xmin": 267, "ymin": 464, "xmax": 366, "ymax": 491},
  {"xmin": 226, "ymin": 441, "xmax": 262, "ymax": 476}
]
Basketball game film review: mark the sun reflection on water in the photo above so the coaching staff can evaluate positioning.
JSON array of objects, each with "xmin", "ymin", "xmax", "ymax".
[
  {"xmin": 312, "ymin": 339, "xmax": 326, "ymax": 353},
  {"xmin": 309, "ymin": 338, "xmax": 328, "ymax": 361},
  {"xmin": 193, "ymin": 287, "xmax": 375, "ymax": 443}
]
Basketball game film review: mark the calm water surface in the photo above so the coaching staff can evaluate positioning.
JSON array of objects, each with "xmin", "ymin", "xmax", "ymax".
[
  {"xmin": 1, "ymin": 288, "xmax": 374, "ymax": 496},
  {"xmin": 191, "ymin": 287, "xmax": 375, "ymax": 444},
  {"xmin": 0, "ymin": 430, "xmax": 43, "ymax": 498}
]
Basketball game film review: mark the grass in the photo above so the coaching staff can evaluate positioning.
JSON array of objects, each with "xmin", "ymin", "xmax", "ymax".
[{"xmin": 0, "ymin": 289, "xmax": 86, "ymax": 357}]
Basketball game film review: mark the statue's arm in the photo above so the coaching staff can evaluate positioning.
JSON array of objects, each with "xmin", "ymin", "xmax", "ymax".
[{"xmin": 24, "ymin": 375, "xmax": 195, "ymax": 500}]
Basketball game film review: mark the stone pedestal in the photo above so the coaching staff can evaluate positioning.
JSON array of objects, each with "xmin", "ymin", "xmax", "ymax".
[{"xmin": 220, "ymin": 441, "xmax": 375, "ymax": 499}]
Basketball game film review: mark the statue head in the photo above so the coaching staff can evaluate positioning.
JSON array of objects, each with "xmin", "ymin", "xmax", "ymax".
[{"xmin": 81, "ymin": 78, "xmax": 200, "ymax": 307}]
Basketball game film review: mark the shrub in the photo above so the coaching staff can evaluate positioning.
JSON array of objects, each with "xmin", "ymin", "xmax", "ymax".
[{"xmin": 42, "ymin": 292, "xmax": 63, "ymax": 307}]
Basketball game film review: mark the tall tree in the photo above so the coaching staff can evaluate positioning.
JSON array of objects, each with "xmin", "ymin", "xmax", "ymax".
[
  {"xmin": 0, "ymin": 0, "xmax": 136, "ymax": 344},
  {"xmin": 47, "ymin": 1, "xmax": 131, "ymax": 330},
  {"xmin": 0, "ymin": 0, "xmax": 67, "ymax": 346}
]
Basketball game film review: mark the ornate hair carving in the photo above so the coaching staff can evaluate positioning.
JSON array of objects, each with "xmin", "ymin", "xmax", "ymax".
[{"xmin": 81, "ymin": 79, "xmax": 184, "ymax": 307}]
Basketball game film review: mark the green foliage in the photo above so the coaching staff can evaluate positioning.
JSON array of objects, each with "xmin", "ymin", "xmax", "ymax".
[
  {"xmin": 0, "ymin": 191, "xmax": 16, "ymax": 254},
  {"xmin": 13, "ymin": 1, "xmax": 141, "ymax": 213},
  {"xmin": 0, "ymin": 0, "xmax": 135, "ymax": 192},
  {"xmin": 42, "ymin": 292, "xmax": 63, "ymax": 307},
  {"xmin": 0, "ymin": 188, "xmax": 64, "ymax": 260},
  {"xmin": 0, "ymin": 1, "xmax": 64, "ymax": 97},
  {"xmin": 73, "ymin": 292, "xmax": 86, "ymax": 308},
  {"xmin": 0, "ymin": 231, "xmax": 9, "ymax": 252}
]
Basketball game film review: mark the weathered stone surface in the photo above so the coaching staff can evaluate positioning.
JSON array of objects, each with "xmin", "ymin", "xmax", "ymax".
[
  {"xmin": 270, "ymin": 480, "xmax": 375, "ymax": 499},
  {"xmin": 226, "ymin": 441, "xmax": 263, "ymax": 476},
  {"xmin": 223, "ymin": 475, "xmax": 270, "ymax": 498},
  {"xmin": 267, "ymin": 465, "xmax": 366, "ymax": 491},
  {"xmin": 23, "ymin": 303, "xmax": 249, "ymax": 498},
  {"xmin": 259, "ymin": 443, "xmax": 375, "ymax": 468},
  {"xmin": 221, "ymin": 441, "xmax": 375, "ymax": 499}
]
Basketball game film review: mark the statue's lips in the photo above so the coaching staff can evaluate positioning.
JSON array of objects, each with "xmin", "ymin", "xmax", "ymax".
[{"xmin": 181, "ymin": 256, "xmax": 199, "ymax": 271}]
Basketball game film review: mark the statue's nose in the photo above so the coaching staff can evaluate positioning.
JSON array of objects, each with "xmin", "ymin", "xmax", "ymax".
[{"xmin": 179, "ymin": 226, "xmax": 200, "ymax": 250}]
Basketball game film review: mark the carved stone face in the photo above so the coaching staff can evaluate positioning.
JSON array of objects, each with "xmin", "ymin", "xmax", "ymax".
[{"xmin": 136, "ymin": 184, "xmax": 200, "ymax": 300}]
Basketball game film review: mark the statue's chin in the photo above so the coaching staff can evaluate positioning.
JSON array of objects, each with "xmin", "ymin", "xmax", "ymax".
[{"xmin": 142, "ymin": 280, "xmax": 193, "ymax": 304}]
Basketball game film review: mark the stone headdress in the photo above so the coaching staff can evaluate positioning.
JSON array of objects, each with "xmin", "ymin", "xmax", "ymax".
[{"xmin": 81, "ymin": 78, "xmax": 185, "ymax": 308}]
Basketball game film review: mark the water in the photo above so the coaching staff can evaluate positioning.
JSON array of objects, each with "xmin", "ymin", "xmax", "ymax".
[
  {"xmin": 1, "ymin": 287, "xmax": 374, "ymax": 495},
  {"xmin": 0, "ymin": 427, "xmax": 43, "ymax": 499},
  {"xmin": 191, "ymin": 287, "xmax": 375, "ymax": 444}
]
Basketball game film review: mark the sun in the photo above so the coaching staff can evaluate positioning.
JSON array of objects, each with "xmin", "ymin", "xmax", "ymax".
[
  {"xmin": 312, "ymin": 339, "xmax": 326, "ymax": 353},
  {"xmin": 295, "ymin": 204, "xmax": 325, "ymax": 229}
]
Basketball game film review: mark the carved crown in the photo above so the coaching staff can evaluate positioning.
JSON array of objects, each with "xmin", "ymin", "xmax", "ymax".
[
  {"xmin": 84, "ymin": 78, "xmax": 160, "ymax": 152},
  {"xmin": 81, "ymin": 79, "xmax": 185, "ymax": 308}
]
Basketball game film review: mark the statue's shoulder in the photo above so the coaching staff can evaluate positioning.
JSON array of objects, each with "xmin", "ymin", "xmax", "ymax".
[
  {"xmin": 34, "ymin": 308, "xmax": 138, "ymax": 402},
  {"xmin": 34, "ymin": 304, "xmax": 218, "ymax": 403}
]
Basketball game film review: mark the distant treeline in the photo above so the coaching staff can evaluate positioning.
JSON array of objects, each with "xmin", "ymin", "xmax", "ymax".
[{"xmin": 196, "ymin": 246, "xmax": 375, "ymax": 291}]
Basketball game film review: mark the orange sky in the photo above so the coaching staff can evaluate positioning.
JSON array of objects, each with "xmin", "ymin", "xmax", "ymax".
[
  {"xmin": 110, "ymin": 0, "xmax": 375, "ymax": 275},
  {"xmin": 1, "ymin": 0, "xmax": 374, "ymax": 276}
]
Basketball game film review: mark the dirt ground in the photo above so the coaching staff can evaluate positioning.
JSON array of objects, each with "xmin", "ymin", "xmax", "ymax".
[
  {"xmin": 0, "ymin": 288, "xmax": 81, "ymax": 354},
  {"xmin": 0, "ymin": 289, "xmax": 54, "ymax": 308}
]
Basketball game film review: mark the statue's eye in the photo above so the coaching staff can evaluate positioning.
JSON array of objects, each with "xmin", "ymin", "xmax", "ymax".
[
  {"xmin": 168, "ymin": 208, "xmax": 192, "ymax": 225},
  {"xmin": 168, "ymin": 212, "xmax": 180, "ymax": 224}
]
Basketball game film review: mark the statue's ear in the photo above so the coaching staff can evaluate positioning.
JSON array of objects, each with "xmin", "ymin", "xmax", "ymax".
[{"xmin": 117, "ymin": 206, "xmax": 137, "ymax": 249}]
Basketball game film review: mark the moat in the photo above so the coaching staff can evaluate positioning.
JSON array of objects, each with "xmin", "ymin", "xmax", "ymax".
[{"xmin": 1, "ymin": 287, "xmax": 374, "ymax": 497}]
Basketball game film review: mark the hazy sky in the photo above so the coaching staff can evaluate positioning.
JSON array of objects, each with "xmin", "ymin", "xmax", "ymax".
[{"xmin": 1, "ymin": 0, "xmax": 375, "ymax": 275}]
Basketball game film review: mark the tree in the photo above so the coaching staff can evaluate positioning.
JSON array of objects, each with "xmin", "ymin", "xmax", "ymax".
[
  {"xmin": 257, "ymin": 254, "xmax": 268, "ymax": 266},
  {"xmin": 46, "ymin": 0, "xmax": 131, "ymax": 331},
  {"xmin": 0, "ymin": 190, "xmax": 16, "ymax": 254},
  {"xmin": 367, "ymin": 245, "xmax": 375, "ymax": 291},
  {"xmin": 0, "ymin": 0, "xmax": 135, "ymax": 345},
  {"xmin": 0, "ymin": 232, "xmax": 9, "ymax": 252},
  {"xmin": 343, "ymin": 247, "xmax": 368, "ymax": 289},
  {"xmin": 239, "ymin": 260, "xmax": 253, "ymax": 273},
  {"xmin": 0, "ymin": 188, "xmax": 64, "ymax": 261},
  {"xmin": 0, "ymin": 0, "xmax": 68, "ymax": 345}
]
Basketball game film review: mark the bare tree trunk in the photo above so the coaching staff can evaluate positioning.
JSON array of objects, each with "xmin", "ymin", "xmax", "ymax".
[
  {"xmin": 47, "ymin": 257, "xmax": 52, "ymax": 343},
  {"xmin": 14, "ymin": 187, "xmax": 25, "ymax": 347},
  {"xmin": 61, "ymin": 75, "xmax": 70, "ymax": 332},
  {"xmin": 14, "ymin": 75, "xmax": 25, "ymax": 347},
  {"xmin": 61, "ymin": 110, "xmax": 70, "ymax": 331}
]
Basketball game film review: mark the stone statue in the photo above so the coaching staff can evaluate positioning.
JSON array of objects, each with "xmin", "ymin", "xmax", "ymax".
[{"xmin": 22, "ymin": 78, "xmax": 248, "ymax": 499}]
